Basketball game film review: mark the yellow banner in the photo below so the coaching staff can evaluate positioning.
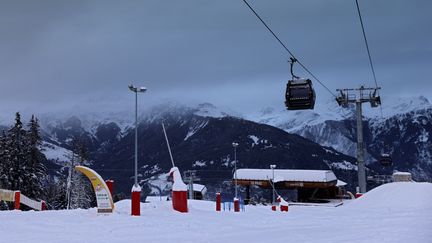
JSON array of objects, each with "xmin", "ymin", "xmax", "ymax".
[
  {"xmin": 75, "ymin": 166, "xmax": 115, "ymax": 213},
  {"xmin": 0, "ymin": 189, "xmax": 15, "ymax": 202}
]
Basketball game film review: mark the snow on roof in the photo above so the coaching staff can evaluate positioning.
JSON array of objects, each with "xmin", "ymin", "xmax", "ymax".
[
  {"xmin": 192, "ymin": 184, "xmax": 206, "ymax": 192},
  {"xmin": 235, "ymin": 169, "xmax": 337, "ymax": 183},
  {"xmin": 336, "ymin": 180, "xmax": 347, "ymax": 187},
  {"xmin": 393, "ymin": 172, "xmax": 412, "ymax": 176}
]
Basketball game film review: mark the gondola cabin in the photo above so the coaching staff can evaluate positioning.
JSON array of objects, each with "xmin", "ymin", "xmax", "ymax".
[
  {"xmin": 379, "ymin": 153, "xmax": 392, "ymax": 166},
  {"xmin": 285, "ymin": 79, "xmax": 316, "ymax": 110}
]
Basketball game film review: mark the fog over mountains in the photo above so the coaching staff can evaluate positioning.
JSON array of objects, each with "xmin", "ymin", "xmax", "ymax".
[{"xmin": 1, "ymin": 95, "xmax": 431, "ymax": 195}]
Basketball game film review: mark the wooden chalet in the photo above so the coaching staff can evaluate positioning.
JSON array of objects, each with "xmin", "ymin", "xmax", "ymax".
[{"xmin": 234, "ymin": 169, "xmax": 345, "ymax": 203}]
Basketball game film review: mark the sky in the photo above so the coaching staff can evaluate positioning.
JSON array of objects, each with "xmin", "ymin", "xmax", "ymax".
[{"xmin": 0, "ymin": 0, "xmax": 431, "ymax": 118}]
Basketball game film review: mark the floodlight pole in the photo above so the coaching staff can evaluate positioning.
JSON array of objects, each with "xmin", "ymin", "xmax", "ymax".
[
  {"xmin": 232, "ymin": 142, "xmax": 239, "ymax": 199},
  {"xmin": 129, "ymin": 84, "xmax": 146, "ymax": 216},
  {"xmin": 336, "ymin": 86, "xmax": 381, "ymax": 193},
  {"xmin": 134, "ymin": 90, "xmax": 138, "ymax": 186},
  {"xmin": 129, "ymin": 85, "xmax": 147, "ymax": 187}
]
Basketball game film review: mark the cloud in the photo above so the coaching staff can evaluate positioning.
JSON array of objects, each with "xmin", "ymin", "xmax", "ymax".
[{"xmin": 0, "ymin": 0, "xmax": 431, "ymax": 116}]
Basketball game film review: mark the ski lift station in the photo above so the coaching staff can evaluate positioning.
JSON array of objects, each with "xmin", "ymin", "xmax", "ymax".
[{"xmin": 234, "ymin": 168, "xmax": 346, "ymax": 203}]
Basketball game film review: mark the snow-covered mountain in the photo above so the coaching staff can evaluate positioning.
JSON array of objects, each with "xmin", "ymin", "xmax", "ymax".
[
  {"xmin": 5, "ymin": 102, "xmax": 358, "ymax": 195},
  {"xmin": 2, "ymin": 96, "xmax": 430, "ymax": 192},
  {"xmin": 249, "ymin": 96, "xmax": 432, "ymax": 181}
]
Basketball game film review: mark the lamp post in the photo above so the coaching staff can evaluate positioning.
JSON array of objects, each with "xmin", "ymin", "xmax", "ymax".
[
  {"xmin": 232, "ymin": 142, "xmax": 239, "ymax": 199},
  {"xmin": 128, "ymin": 84, "xmax": 146, "ymax": 216},
  {"xmin": 232, "ymin": 142, "xmax": 240, "ymax": 212},
  {"xmin": 270, "ymin": 164, "xmax": 276, "ymax": 204}
]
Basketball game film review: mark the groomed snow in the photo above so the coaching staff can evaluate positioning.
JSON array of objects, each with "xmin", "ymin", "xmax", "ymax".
[{"xmin": 1, "ymin": 182, "xmax": 431, "ymax": 243}]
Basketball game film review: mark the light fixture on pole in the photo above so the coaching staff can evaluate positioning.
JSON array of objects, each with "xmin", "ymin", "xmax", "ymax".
[
  {"xmin": 128, "ymin": 84, "xmax": 147, "ymax": 216},
  {"xmin": 270, "ymin": 164, "xmax": 276, "ymax": 204},
  {"xmin": 232, "ymin": 142, "xmax": 239, "ymax": 199},
  {"xmin": 232, "ymin": 142, "xmax": 240, "ymax": 212}
]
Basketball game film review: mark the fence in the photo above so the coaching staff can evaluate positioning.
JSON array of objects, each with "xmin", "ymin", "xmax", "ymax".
[{"xmin": 0, "ymin": 189, "xmax": 46, "ymax": 211}]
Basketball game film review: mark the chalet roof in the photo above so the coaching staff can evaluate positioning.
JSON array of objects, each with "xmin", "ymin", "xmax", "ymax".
[
  {"xmin": 336, "ymin": 180, "xmax": 347, "ymax": 187},
  {"xmin": 192, "ymin": 184, "xmax": 207, "ymax": 192},
  {"xmin": 235, "ymin": 169, "xmax": 337, "ymax": 183}
]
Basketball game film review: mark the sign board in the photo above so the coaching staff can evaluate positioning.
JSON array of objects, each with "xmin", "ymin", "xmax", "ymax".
[
  {"xmin": 75, "ymin": 166, "xmax": 115, "ymax": 214},
  {"xmin": 0, "ymin": 189, "xmax": 15, "ymax": 202}
]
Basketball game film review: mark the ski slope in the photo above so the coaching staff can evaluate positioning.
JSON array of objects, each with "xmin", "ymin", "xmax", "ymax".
[{"xmin": 1, "ymin": 182, "xmax": 431, "ymax": 243}]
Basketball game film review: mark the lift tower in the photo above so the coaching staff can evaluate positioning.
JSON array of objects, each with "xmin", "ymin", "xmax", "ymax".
[{"xmin": 336, "ymin": 86, "xmax": 381, "ymax": 193}]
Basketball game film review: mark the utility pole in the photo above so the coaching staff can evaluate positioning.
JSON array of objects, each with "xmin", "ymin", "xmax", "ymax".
[{"xmin": 336, "ymin": 85, "xmax": 381, "ymax": 193}]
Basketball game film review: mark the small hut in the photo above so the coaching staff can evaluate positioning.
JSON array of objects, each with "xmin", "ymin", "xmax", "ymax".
[{"xmin": 393, "ymin": 172, "xmax": 412, "ymax": 182}]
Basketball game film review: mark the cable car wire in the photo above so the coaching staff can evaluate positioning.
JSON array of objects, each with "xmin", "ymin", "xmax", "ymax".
[
  {"xmin": 241, "ymin": 0, "xmax": 337, "ymax": 98},
  {"xmin": 355, "ymin": 0, "xmax": 379, "ymax": 88},
  {"xmin": 354, "ymin": 0, "xmax": 384, "ymax": 118}
]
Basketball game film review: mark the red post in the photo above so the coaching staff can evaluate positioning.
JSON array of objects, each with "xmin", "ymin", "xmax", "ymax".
[
  {"xmin": 14, "ymin": 191, "xmax": 20, "ymax": 210},
  {"xmin": 233, "ymin": 198, "xmax": 240, "ymax": 212},
  {"xmin": 280, "ymin": 205, "xmax": 289, "ymax": 212},
  {"xmin": 216, "ymin": 192, "xmax": 221, "ymax": 212},
  {"xmin": 271, "ymin": 205, "xmax": 277, "ymax": 211},
  {"xmin": 277, "ymin": 195, "xmax": 289, "ymax": 212},
  {"xmin": 355, "ymin": 193, "xmax": 363, "ymax": 198},
  {"xmin": 106, "ymin": 180, "xmax": 114, "ymax": 196},
  {"xmin": 131, "ymin": 185, "xmax": 141, "ymax": 216},
  {"xmin": 172, "ymin": 191, "xmax": 188, "ymax": 213},
  {"xmin": 41, "ymin": 201, "xmax": 47, "ymax": 211}
]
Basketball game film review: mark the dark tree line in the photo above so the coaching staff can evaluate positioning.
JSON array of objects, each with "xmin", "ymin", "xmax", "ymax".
[
  {"xmin": 0, "ymin": 112, "xmax": 96, "ymax": 210},
  {"xmin": 0, "ymin": 112, "xmax": 46, "ymax": 207}
]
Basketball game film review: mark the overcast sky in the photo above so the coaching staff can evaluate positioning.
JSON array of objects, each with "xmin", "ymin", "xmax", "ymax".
[{"xmin": 1, "ymin": 0, "xmax": 431, "ymax": 117}]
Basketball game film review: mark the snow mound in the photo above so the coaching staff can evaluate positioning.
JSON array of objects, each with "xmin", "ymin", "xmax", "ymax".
[{"xmin": 347, "ymin": 182, "xmax": 432, "ymax": 210}]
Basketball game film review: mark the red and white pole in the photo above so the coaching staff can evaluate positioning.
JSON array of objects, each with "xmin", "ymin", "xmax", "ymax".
[
  {"xmin": 277, "ymin": 196, "xmax": 289, "ymax": 212},
  {"xmin": 131, "ymin": 185, "xmax": 141, "ymax": 216},
  {"xmin": 216, "ymin": 192, "xmax": 221, "ymax": 212},
  {"xmin": 169, "ymin": 167, "xmax": 188, "ymax": 213}
]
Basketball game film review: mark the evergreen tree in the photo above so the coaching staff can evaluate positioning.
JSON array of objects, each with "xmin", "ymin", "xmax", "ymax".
[
  {"xmin": 24, "ymin": 115, "xmax": 46, "ymax": 199},
  {"xmin": 46, "ymin": 173, "xmax": 68, "ymax": 210},
  {"xmin": 66, "ymin": 136, "xmax": 94, "ymax": 209},
  {"xmin": 0, "ymin": 130, "xmax": 9, "ymax": 189},
  {"xmin": 7, "ymin": 112, "xmax": 27, "ymax": 191}
]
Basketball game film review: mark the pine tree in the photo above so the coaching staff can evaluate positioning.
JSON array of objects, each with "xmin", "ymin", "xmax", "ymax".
[
  {"xmin": 24, "ymin": 115, "xmax": 46, "ymax": 200},
  {"xmin": 7, "ymin": 112, "xmax": 27, "ymax": 191},
  {"xmin": 0, "ymin": 130, "xmax": 9, "ymax": 189},
  {"xmin": 66, "ymin": 136, "xmax": 94, "ymax": 209},
  {"xmin": 46, "ymin": 173, "xmax": 68, "ymax": 210}
]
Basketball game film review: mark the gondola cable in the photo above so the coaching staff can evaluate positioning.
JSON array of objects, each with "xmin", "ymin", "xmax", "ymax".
[
  {"xmin": 355, "ymin": 0, "xmax": 391, "ymax": 166},
  {"xmin": 355, "ymin": 0, "xmax": 384, "ymax": 117},
  {"xmin": 355, "ymin": 0, "xmax": 378, "ymax": 89},
  {"xmin": 242, "ymin": 0, "xmax": 337, "ymax": 99}
]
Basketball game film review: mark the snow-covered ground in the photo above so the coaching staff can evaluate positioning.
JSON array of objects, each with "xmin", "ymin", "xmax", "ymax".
[
  {"xmin": 1, "ymin": 182, "xmax": 431, "ymax": 243},
  {"xmin": 40, "ymin": 141, "xmax": 72, "ymax": 164}
]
